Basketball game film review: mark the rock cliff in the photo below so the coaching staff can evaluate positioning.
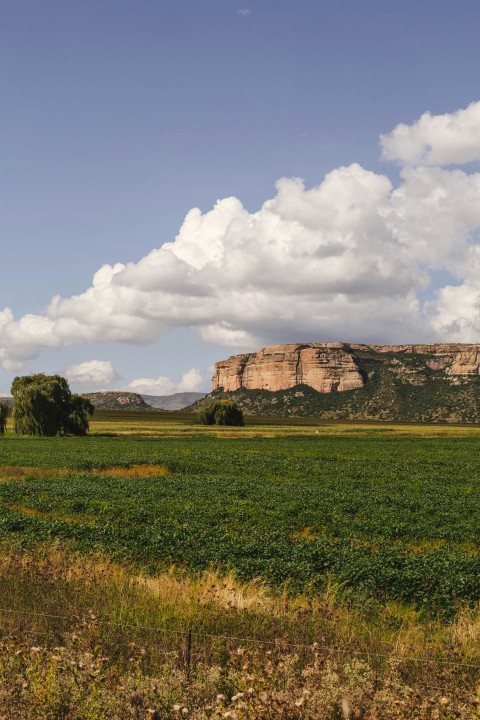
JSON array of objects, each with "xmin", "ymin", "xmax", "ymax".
[
  {"xmin": 213, "ymin": 343, "xmax": 365, "ymax": 393},
  {"xmin": 212, "ymin": 342, "xmax": 480, "ymax": 393},
  {"xmin": 188, "ymin": 342, "xmax": 480, "ymax": 421}
]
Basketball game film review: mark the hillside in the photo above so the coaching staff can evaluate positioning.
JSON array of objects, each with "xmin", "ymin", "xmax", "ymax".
[
  {"xmin": 190, "ymin": 342, "xmax": 480, "ymax": 422},
  {"xmin": 82, "ymin": 391, "xmax": 155, "ymax": 411},
  {"xmin": 142, "ymin": 391, "xmax": 206, "ymax": 410}
]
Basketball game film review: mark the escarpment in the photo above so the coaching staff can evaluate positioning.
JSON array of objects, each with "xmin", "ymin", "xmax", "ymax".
[
  {"xmin": 213, "ymin": 344, "xmax": 365, "ymax": 393},
  {"xmin": 186, "ymin": 342, "xmax": 480, "ymax": 421},
  {"xmin": 212, "ymin": 342, "xmax": 480, "ymax": 394}
]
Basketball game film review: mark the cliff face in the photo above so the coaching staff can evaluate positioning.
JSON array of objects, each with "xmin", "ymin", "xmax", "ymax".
[
  {"xmin": 212, "ymin": 342, "xmax": 480, "ymax": 393},
  {"xmin": 213, "ymin": 343, "xmax": 364, "ymax": 393}
]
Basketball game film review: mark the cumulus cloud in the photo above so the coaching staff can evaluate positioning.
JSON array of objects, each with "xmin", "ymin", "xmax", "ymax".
[
  {"xmin": 122, "ymin": 368, "xmax": 204, "ymax": 396},
  {"xmin": 381, "ymin": 101, "xmax": 480, "ymax": 165},
  {"xmin": 65, "ymin": 360, "xmax": 117, "ymax": 387},
  {"xmin": 4, "ymin": 101, "xmax": 480, "ymax": 369}
]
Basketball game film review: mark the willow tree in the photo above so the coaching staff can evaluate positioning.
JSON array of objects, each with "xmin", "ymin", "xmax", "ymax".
[
  {"xmin": 11, "ymin": 374, "xmax": 94, "ymax": 436},
  {"xmin": 0, "ymin": 403, "xmax": 9, "ymax": 436},
  {"xmin": 200, "ymin": 400, "xmax": 244, "ymax": 426}
]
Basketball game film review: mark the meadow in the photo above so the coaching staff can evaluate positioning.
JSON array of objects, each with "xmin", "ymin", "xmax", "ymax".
[{"xmin": 0, "ymin": 412, "xmax": 480, "ymax": 717}]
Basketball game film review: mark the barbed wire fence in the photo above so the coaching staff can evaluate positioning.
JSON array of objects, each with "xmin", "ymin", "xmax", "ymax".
[{"xmin": 0, "ymin": 606, "xmax": 478, "ymax": 698}]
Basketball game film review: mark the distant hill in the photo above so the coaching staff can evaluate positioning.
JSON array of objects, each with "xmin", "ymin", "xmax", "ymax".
[
  {"xmin": 1, "ymin": 390, "xmax": 206, "ymax": 412},
  {"xmin": 188, "ymin": 342, "xmax": 480, "ymax": 422},
  {"xmin": 142, "ymin": 392, "xmax": 206, "ymax": 411},
  {"xmin": 82, "ymin": 391, "xmax": 155, "ymax": 411}
]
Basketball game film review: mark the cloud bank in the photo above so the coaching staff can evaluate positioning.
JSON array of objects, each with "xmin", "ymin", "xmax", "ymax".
[
  {"xmin": 3, "ymin": 102, "xmax": 480, "ymax": 370},
  {"xmin": 122, "ymin": 368, "xmax": 204, "ymax": 396},
  {"xmin": 65, "ymin": 360, "xmax": 117, "ymax": 388}
]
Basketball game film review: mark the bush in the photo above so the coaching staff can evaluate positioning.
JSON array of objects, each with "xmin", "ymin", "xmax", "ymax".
[
  {"xmin": 0, "ymin": 403, "xmax": 9, "ymax": 436},
  {"xmin": 200, "ymin": 400, "xmax": 244, "ymax": 426}
]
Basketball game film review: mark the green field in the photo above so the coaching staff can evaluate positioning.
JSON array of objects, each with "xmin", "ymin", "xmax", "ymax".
[{"xmin": 1, "ymin": 412, "xmax": 480, "ymax": 614}]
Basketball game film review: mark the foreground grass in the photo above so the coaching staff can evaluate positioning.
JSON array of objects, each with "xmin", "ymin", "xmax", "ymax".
[{"xmin": 0, "ymin": 545, "xmax": 479, "ymax": 719}]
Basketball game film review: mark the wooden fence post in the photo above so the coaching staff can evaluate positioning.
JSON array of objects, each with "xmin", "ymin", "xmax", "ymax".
[{"xmin": 185, "ymin": 628, "xmax": 192, "ymax": 685}]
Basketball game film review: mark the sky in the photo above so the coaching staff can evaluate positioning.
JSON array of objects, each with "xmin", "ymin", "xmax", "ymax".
[{"xmin": 2, "ymin": 0, "xmax": 480, "ymax": 395}]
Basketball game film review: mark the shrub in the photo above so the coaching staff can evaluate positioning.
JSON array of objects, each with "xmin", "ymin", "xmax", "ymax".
[{"xmin": 200, "ymin": 400, "xmax": 244, "ymax": 426}]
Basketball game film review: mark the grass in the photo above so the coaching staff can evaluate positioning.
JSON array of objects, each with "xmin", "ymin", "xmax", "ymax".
[
  {"xmin": 1, "ymin": 411, "xmax": 480, "ymax": 716},
  {"xmin": 76, "ymin": 410, "xmax": 480, "ymax": 438},
  {"xmin": 0, "ymin": 544, "xmax": 479, "ymax": 718}
]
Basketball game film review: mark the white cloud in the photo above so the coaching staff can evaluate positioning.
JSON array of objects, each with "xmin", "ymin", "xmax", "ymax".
[
  {"xmin": 381, "ymin": 101, "xmax": 480, "ymax": 166},
  {"xmin": 123, "ymin": 368, "xmax": 204, "ymax": 396},
  {"xmin": 238, "ymin": 8, "xmax": 251, "ymax": 16},
  {"xmin": 65, "ymin": 360, "xmax": 117, "ymax": 388},
  {"xmin": 4, "ymin": 101, "xmax": 480, "ymax": 367}
]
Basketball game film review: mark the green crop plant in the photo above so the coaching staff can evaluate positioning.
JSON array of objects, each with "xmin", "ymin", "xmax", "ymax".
[{"xmin": 0, "ymin": 426, "xmax": 479, "ymax": 614}]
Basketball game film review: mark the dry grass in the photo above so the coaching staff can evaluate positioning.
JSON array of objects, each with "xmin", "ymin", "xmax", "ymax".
[
  {"xmin": 0, "ymin": 466, "xmax": 69, "ymax": 482},
  {"xmin": 92, "ymin": 464, "xmax": 170, "ymax": 478},
  {"xmin": 0, "ymin": 464, "xmax": 170, "ymax": 482},
  {"xmin": 6, "ymin": 408, "xmax": 480, "ymax": 438},
  {"xmin": 87, "ymin": 416, "xmax": 480, "ymax": 439},
  {"xmin": 0, "ymin": 545, "xmax": 478, "ymax": 718}
]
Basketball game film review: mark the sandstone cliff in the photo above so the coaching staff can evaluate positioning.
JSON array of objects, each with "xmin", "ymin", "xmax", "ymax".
[{"xmin": 212, "ymin": 342, "xmax": 480, "ymax": 394}]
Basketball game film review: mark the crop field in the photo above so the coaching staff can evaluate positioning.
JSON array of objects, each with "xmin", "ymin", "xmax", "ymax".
[{"xmin": 0, "ymin": 413, "xmax": 480, "ymax": 614}]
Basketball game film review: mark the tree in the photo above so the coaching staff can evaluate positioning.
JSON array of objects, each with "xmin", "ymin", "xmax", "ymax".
[
  {"xmin": 200, "ymin": 400, "xmax": 244, "ymax": 426},
  {"xmin": 64, "ymin": 394, "xmax": 94, "ymax": 436},
  {"xmin": 11, "ymin": 374, "xmax": 94, "ymax": 437},
  {"xmin": 0, "ymin": 403, "xmax": 9, "ymax": 436}
]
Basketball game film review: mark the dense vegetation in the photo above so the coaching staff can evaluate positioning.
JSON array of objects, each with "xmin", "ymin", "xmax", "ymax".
[
  {"xmin": 12, "ymin": 374, "xmax": 94, "ymax": 436},
  {"xmin": 200, "ymin": 399, "xmax": 245, "ymax": 425},
  {"xmin": 0, "ymin": 402, "xmax": 9, "ymax": 435},
  {"xmin": 0, "ymin": 432, "xmax": 480, "ymax": 613},
  {"xmin": 191, "ymin": 349, "xmax": 480, "ymax": 421}
]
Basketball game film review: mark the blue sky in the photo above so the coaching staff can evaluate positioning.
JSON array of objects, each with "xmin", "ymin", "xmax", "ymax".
[{"xmin": 2, "ymin": 0, "xmax": 480, "ymax": 394}]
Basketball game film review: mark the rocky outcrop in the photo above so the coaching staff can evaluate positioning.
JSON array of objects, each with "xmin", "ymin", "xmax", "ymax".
[
  {"xmin": 81, "ymin": 391, "xmax": 155, "ymax": 411},
  {"xmin": 213, "ymin": 343, "xmax": 364, "ymax": 393},
  {"xmin": 212, "ymin": 342, "xmax": 480, "ymax": 393},
  {"xmin": 446, "ymin": 348, "xmax": 480, "ymax": 376}
]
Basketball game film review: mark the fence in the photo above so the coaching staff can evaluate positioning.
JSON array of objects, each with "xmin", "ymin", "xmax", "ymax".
[{"xmin": 0, "ymin": 605, "xmax": 478, "ymax": 697}]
